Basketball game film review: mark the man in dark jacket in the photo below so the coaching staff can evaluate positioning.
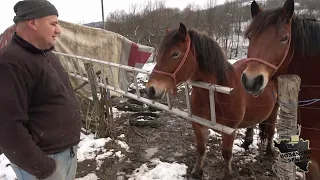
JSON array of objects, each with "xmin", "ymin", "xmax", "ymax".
[{"xmin": 0, "ymin": 0, "xmax": 82, "ymax": 179}]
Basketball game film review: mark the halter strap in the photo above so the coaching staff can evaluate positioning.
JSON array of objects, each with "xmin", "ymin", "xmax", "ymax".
[
  {"xmin": 243, "ymin": 19, "xmax": 294, "ymax": 75},
  {"xmin": 152, "ymin": 35, "xmax": 196, "ymax": 96}
]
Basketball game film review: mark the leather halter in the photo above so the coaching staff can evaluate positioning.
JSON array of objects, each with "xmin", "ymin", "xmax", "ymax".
[{"xmin": 152, "ymin": 35, "xmax": 196, "ymax": 95}]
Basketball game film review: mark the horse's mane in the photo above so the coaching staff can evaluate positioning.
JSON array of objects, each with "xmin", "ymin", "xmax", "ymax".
[
  {"xmin": 244, "ymin": 7, "xmax": 320, "ymax": 57},
  {"xmin": 158, "ymin": 28, "xmax": 233, "ymax": 84}
]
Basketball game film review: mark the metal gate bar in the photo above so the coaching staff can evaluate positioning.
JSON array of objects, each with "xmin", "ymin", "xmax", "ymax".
[{"xmin": 54, "ymin": 52, "xmax": 235, "ymax": 134}]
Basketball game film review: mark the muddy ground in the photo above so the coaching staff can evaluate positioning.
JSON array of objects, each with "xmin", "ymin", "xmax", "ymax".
[{"xmin": 76, "ymin": 87, "xmax": 281, "ymax": 180}]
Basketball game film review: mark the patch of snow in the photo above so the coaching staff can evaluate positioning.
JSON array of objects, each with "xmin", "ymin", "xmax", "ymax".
[
  {"xmin": 115, "ymin": 151, "xmax": 125, "ymax": 161},
  {"xmin": 95, "ymin": 150, "xmax": 114, "ymax": 170},
  {"xmin": 113, "ymin": 107, "xmax": 125, "ymax": 118},
  {"xmin": 76, "ymin": 173, "xmax": 99, "ymax": 180},
  {"xmin": 77, "ymin": 133, "xmax": 112, "ymax": 162},
  {"xmin": 0, "ymin": 132, "xmax": 114, "ymax": 180},
  {"xmin": 208, "ymin": 129, "xmax": 222, "ymax": 140},
  {"xmin": 117, "ymin": 172, "xmax": 126, "ymax": 180},
  {"xmin": 233, "ymin": 128, "xmax": 260, "ymax": 153},
  {"xmin": 127, "ymin": 158, "xmax": 187, "ymax": 180},
  {"xmin": 115, "ymin": 140, "xmax": 130, "ymax": 152},
  {"xmin": 118, "ymin": 134, "xmax": 125, "ymax": 139}
]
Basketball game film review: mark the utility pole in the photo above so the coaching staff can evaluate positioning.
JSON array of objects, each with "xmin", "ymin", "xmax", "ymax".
[{"xmin": 101, "ymin": 0, "xmax": 105, "ymax": 29}]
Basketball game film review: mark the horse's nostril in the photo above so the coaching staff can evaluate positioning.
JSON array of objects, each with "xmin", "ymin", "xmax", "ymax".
[
  {"xmin": 148, "ymin": 86, "xmax": 156, "ymax": 98},
  {"xmin": 241, "ymin": 73, "xmax": 247, "ymax": 85},
  {"xmin": 256, "ymin": 75, "xmax": 264, "ymax": 87}
]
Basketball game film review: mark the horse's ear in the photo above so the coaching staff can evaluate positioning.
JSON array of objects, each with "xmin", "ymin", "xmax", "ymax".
[
  {"xmin": 165, "ymin": 27, "xmax": 170, "ymax": 34},
  {"xmin": 283, "ymin": 0, "xmax": 294, "ymax": 20},
  {"xmin": 178, "ymin": 23, "xmax": 187, "ymax": 41},
  {"xmin": 251, "ymin": 1, "xmax": 262, "ymax": 18}
]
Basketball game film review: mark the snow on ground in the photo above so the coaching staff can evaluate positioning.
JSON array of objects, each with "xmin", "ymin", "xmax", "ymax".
[
  {"xmin": 77, "ymin": 131, "xmax": 112, "ymax": 162},
  {"xmin": 0, "ymin": 130, "xmax": 189, "ymax": 180},
  {"xmin": 0, "ymin": 124, "xmax": 277, "ymax": 180},
  {"xmin": 76, "ymin": 173, "xmax": 99, "ymax": 180},
  {"xmin": 233, "ymin": 128, "xmax": 259, "ymax": 154},
  {"xmin": 126, "ymin": 159, "xmax": 188, "ymax": 180}
]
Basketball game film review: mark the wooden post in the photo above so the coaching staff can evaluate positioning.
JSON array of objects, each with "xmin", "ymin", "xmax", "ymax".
[
  {"xmin": 85, "ymin": 63, "xmax": 106, "ymax": 138},
  {"xmin": 101, "ymin": 78, "xmax": 115, "ymax": 139},
  {"xmin": 275, "ymin": 75, "xmax": 301, "ymax": 179}
]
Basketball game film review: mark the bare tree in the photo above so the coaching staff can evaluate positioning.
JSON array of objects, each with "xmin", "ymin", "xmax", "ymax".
[{"xmin": 99, "ymin": 0, "xmax": 320, "ymax": 59}]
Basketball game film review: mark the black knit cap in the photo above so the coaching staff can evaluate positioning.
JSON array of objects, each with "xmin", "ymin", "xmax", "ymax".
[{"xmin": 13, "ymin": 0, "xmax": 59, "ymax": 24}]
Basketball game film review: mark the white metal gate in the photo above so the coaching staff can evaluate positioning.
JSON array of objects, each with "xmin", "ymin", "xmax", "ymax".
[{"xmin": 54, "ymin": 52, "xmax": 235, "ymax": 135}]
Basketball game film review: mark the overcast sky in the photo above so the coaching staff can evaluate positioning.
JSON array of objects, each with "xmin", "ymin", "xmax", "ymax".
[{"xmin": 0, "ymin": 0, "xmax": 228, "ymax": 33}]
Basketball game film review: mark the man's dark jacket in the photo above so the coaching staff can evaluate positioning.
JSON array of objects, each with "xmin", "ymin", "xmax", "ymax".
[{"xmin": 0, "ymin": 33, "xmax": 82, "ymax": 179}]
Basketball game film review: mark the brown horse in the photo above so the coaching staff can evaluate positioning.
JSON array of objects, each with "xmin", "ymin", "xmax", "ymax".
[
  {"xmin": 241, "ymin": 0, "xmax": 320, "ymax": 179},
  {"xmin": 145, "ymin": 23, "xmax": 279, "ymax": 179}
]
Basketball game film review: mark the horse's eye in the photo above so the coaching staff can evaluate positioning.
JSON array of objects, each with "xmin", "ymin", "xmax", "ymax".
[
  {"xmin": 280, "ymin": 36, "xmax": 289, "ymax": 43},
  {"xmin": 171, "ymin": 51, "xmax": 180, "ymax": 58}
]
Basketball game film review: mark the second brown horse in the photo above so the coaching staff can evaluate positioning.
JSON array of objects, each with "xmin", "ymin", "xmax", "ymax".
[{"xmin": 145, "ymin": 23, "xmax": 278, "ymax": 179}]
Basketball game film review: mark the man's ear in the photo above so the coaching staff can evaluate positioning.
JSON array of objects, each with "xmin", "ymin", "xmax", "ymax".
[{"xmin": 27, "ymin": 19, "xmax": 37, "ymax": 30}]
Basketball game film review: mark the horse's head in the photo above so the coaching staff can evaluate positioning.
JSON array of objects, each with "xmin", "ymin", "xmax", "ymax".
[
  {"xmin": 146, "ymin": 23, "xmax": 196, "ymax": 99},
  {"xmin": 241, "ymin": 0, "xmax": 294, "ymax": 96}
]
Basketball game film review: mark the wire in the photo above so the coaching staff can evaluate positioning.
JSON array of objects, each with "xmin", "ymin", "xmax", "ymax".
[{"xmin": 298, "ymin": 99, "xmax": 320, "ymax": 107}]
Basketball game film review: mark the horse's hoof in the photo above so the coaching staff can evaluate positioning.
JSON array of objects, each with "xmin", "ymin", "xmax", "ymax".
[
  {"xmin": 266, "ymin": 148, "xmax": 276, "ymax": 158},
  {"xmin": 241, "ymin": 141, "xmax": 251, "ymax": 151},
  {"xmin": 222, "ymin": 165, "xmax": 233, "ymax": 180},
  {"xmin": 223, "ymin": 171, "xmax": 232, "ymax": 180},
  {"xmin": 190, "ymin": 169, "xmax": 203, "ymax": 180}
]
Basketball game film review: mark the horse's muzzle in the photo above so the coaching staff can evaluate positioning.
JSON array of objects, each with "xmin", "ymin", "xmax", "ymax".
[{"xmin": 241, "ymin": 72, "xmax": 264, "ymax": 95}]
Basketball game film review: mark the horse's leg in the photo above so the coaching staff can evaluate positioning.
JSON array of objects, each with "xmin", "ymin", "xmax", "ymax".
[
  {"xmin": 301, "ymin": 130, "xmax": 320, "ymax": 180},
  {"xmin": 265, "ymin": 102, "xmax": 279, "ymax": 157},
  {"xmin": 190, "ymin": 122, "xmax": 208, "ymax": 179},
  {"xmin": 301, "ymin": 126, "xmax": 320, "ymax": 180},
  {"xmin": 258, "ymin": 121, "xmax": 267, "ymax": 143},
  {"xmin": 241, "ymin": 127, "xmax": 254, "ymax": 150},
  {"xmin": 221, "ymin": 132, "xmax": 236, "ymax": 180}
]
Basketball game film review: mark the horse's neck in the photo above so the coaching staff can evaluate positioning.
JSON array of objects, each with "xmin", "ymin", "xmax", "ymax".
[
  {"xmin": 289, "ymin": 53, "xmax": 320, "ymax": 85},
  {"xmin": 190, "ymin": 65, "xmax": 216, "ymax": 84}
]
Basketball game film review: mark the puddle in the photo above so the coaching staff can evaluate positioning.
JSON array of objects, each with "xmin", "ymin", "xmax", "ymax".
[{"xmin": 143, "ymin": 147, "xmax": 158, "ymax": 159}]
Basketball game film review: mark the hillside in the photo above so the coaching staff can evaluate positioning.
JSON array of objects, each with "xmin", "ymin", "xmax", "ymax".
[{"xmin": 84, "ymin": 0, "xmax": 319, "ymax": 60}]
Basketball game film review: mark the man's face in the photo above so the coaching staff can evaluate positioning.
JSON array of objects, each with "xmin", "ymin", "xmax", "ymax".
[{"xmin": 32, "ymin": 15, "xmax": 61, "ymax": 49}]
